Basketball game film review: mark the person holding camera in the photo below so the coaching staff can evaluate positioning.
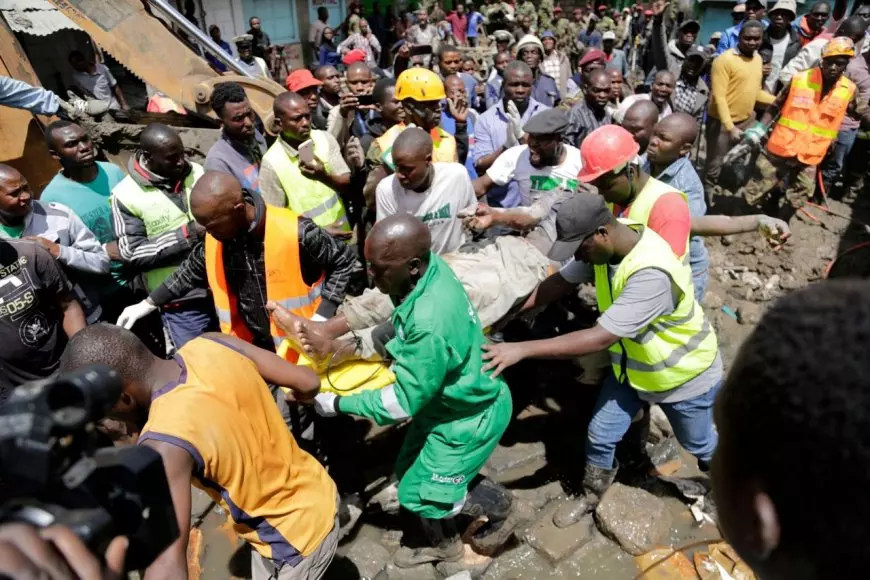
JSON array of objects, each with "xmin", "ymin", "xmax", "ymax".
[{"xmin": 59, "ymin": 322, "xmax": 339, "ymax": 580}]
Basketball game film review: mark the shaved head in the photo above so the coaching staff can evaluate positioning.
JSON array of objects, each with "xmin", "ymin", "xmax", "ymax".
[
  {"xmin": 647, "ymin": 112, "xmax": 700, "ymax": 166},
  {"xmin": 139, "ymin": 122, "xmax": 187, "ymax": 180},
  {"xmin": 366, "ymin": 214, "xmax": 432, "ymax": 298},
  {"xmin": 140, "ymin": 123, "xmax": 181, "ymax": 153},
  {"xmin": 392, "ymin": 128, "xmax": 433, "ymax": 190},
  {"xmin": 504, "ymin": 60, "xmax": 533, "ymax": 79},
  {"xmin": 657, "ymin": 112, "xmax": 699, "ymax": 145},
  {"xmin": 347, "ymin": 62, "xmax": 372, "ymax": 78},
  {"xmin": 0, "ymin": 163, "xmax": 21, "ymax": 182},
  {"xmin": 588, "ymin": 68, "xmax": 610, "ymax": 87},
  {"xmin": 274, "ymin": 91, "xmax": 308, "ymax": 114},
  {"xmin": 393, "ymin": 127, "xmax": 433, "ymax": 159},
  {"xmin": 621, "ymin": 99, "xmax": 660, "ymax": 153},
  {"xmin": 0, "ymin": 163, "xmax": 31, "ymax": 218},
  {"xmin": 189, "ymin": 171, "xmax": 248, "ymax": 241}
]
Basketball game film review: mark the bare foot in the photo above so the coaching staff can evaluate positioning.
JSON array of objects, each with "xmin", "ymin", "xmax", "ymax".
[
  {"xmin": 266, "ymin": 301, "xmax": 307, "ymax": 341},
  {"xmin": 266, "ymin": 302, "xmax": 347, "ymax": 360}
]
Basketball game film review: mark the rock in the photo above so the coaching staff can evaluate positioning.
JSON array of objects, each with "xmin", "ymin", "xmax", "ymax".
[
  {"xmin": 190, "ymin": 487, "xmax": 214, "ymax": 522},
  {"xmin": 483, "ymin": 442, "xmax": 546, "ymax": 478},
  {"xmin": 648, "ymin": 437, "xmax": 683, "ymax": 477},
  {"xmin": 703, "ymin": 292, "xmax": 724, "ymax": 310},
  {"xmin": 368, "ymin": 480, "xmax": 400, "ymax": 514},
  {"xmin": 720, "ymin": 235, "xmax": 733, "ymax": 246},
  {"xmin": 765, "ymin": 274, "xmax": 781, "ymax": 290},
  {"xmin": 595, "ymin": 483, "xmax": 672, "ymax": 556},
  {"xmin": 481, "ymin": 544, "xmax": 552, "ymax": 579},
  {"xmin": 741, "ymin": 272, "xmax": 763, "ymax": 289},
  {"xmin": 380, "ymin": 529, "xmax": 403, "ymax": 551},
  {"xmin": 738, "ymin": 245, "xmax": 756, "ymax": 255},
  {"xmin": 383, "ymin": 562, "xmax": 437, "ymax": 580},
  {"xmin": 635, "ymin": 548, "xmax": 698, "ymax": 579},
  {"xmin": 435, "ymin": 545, "xmax": 493, "ymax": 578},
  {"xmin": 649, "ymin": 405, "xmax": 674, "ymax": 440},
  {"xmin": 444, "ymin": 572, "xmax": 474, "ymax": 580},
  {"xmin": 511, "ymin": 481, "xmax": 565, "ymax": 510},
  {"xmin": 344, "ymin": 537, "xmax": 391, "ymax": 579},
  {"xmin": 522, "ymin": 501, "xmax": 595, "ymax": 563},
  {"xmin": 779, "ymin": 273, "xmax": 801, "ymax": 290},
  {"xmin": 556, "ymin": 534, "xmax": 639, "ymax": 579}
]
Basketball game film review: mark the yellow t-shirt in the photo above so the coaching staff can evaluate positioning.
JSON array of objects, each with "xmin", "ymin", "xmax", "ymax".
[
  {"xmin": 139, "ymin": 337, "xmax": 337, "ymax": 564},
  {"xmin": 708, "ymin": 49, "xmax": 776, "ymax": 130}
]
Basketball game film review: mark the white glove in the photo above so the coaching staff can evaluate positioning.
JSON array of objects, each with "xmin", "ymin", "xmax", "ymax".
[
  {"xmin": 757, "ymin": 215, "xmax": 791, "ymax": 244},
  {"xmin": 313, "ymin": 392, "xmax": 339, "ymax": 417},
  {"xmin": 116, "ymin": 299, "xmax": 158, "ymax": 329},
  {"xmin": 504, "ymin": 100, "xmax": 524, "ymax": 148}
]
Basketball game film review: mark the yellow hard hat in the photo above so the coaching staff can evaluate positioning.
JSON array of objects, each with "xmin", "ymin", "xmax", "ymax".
[
  {"xmin": 822, "ymin": 36, "xmax": 856, "ymax": 59},
  {"xmin": 395, "ymin": 68, "xmax": 446, "ymax": 102}
]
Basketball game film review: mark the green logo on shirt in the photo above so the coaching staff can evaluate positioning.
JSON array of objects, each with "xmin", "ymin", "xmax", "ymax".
[
  {"xmin": 420, "ymin": 203, "xmax": 451, "ymax": 223},
  {"xmin": 529, "ymin": 175, "xmax": 578, "ymax": 192}
]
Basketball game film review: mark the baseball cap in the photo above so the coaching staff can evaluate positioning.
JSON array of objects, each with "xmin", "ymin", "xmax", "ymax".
[
  {"xmin": 548, "ymin": 193, "xmax": 614, "ymax": 261},
  {"xmin": 578, "ymin": 49, "xmax": 607, "ymax": 67},
  {"xmin": 679, "ymin": 19, "xmax": 701, "ymax": 33},
  {"xmin": 711, "ymin": 31, "xmax": 723, "ymax": 40},
  {"xmin": 732, "ymin": 3, "xmax": 747, "ymax": 13},
  {"xmin": 685, "ymin": 45, "xmax": 709, "ymax": 60},
  {"xmin": 285, "ymin": 69, "xmax": 323, "ymax": 92},
  {"xmin": 554, "ymin": 5, "xmax": 563, "ymax": 12},
  {"xmin": 523, "ymin": 108, "xmax": 570, "ymax": 135},
  {"xmin": 342, "ymin": 48, "xmax": 368, "ymax": 65},
  {"xmin": 597, "ymin": 4, "xmax": 607, "ymax": 9},
  {"xmin": 603, "ymin": 31, "xmax": 617, "ymax": 40},
  {"xmin": 541, "ymin": 30, "xmax": 557, "ymax": 40}
]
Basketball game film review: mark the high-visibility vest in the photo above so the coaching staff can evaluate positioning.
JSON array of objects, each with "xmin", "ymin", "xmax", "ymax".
[
  {"xmin": 595, "ymin": 221, "xmax": 718, "ymax": 393},
  {"xmin": 607, "ymin": 177, "xmax": 690, "ymax": 264},
  {"xmin": 111, "ymin": 162, "xmax": 204, "ymax": 292},
  {"xmin": 205, "ymin": 206, "xmax": 323, "ymax": 361},
  {"xmin": 262, "ymin": 132, "xmax": 350, "ymax": 232},
  {"xmin": 376, "ymin": 123, "xmax": 458, "ymax": 171},
  {"xmin": 767, "ymin": 67, "xmax": 856, "ymax": 166}
]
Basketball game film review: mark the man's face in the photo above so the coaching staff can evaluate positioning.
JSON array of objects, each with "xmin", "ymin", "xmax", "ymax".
[
  {"xmin": 821, "ymin": 55, "xmax": 850, "ymax": 82},
  {"xmin": 347, "ymin": 67, "xmax": 374, "ymax": 95},
  {"xmin": 193, "ymin": 197, "xmax": 247, "ymax": 242},
  {"xmin": 679, "ymin": 28, "xmax": 697, "ymax": 46},
  {"xmin": 445, "ymin": 77, "xmax": 467, "ymax": 103},
  {"xmin": 575, "ymin": 229, "xmax": 612, "ymax": 264},
  {"xmin": 210, "ymin": 27, "xmax": 222, "ymax": 42},
  {"xmin": 590, "ymin": 165, "xmax": 632, "ymax": 203},
  {"xmin": 520, "ymin": 15, "xmax": 531, "ymax": 29},
  {"xmin": 276, "ymin": 101, "xmax": 311, "ymax": 141},
  {"xmin": 462, "ymin": 59, "xmax": 477, "ymax": 75},
  {"xmin": 586, "ymin": 74, "xmax": 612, "ymax": 109},
  {"xmin": 298, "ymin": 86, "xmax": 320, "ymax": 110},
  {"xmin": 622, "ymin": 112, "xmax": 656, "ymax": 153},
  {"xmin": 316, "ymin": 66, "xmax": 341, "ymax": 96},
  {"xmin": 681, "ymin": 55, "xmax": 704, "ymax": 82},
  {"xmin": 220, "ymin": 99, "xmax": 256, "ymax": 141},
  {"xmin": 651, "ymin": 75, "xmax": 676, "ymax": 105},
  {"xmin": 366, "ymin": 242, "xmax": 417, "ymax": 298},
  {"xmin": 647, "ymin": 123, "xmax": 687, "ymax": 166},
  {"xmin": 528, "ymin": 134, "xmax": 561, "ymax": 167},
  {"xmin": 609, "ymin": 71, "xmax": 624, "ymax": 98},
  {"xmin": 238, "ymin": 44, "xmax": 253, "ymax": 61},
  {"xmin": 543, "ymin": 37, "xmax": 556, "ymax": 52},
  {"xmin": 379, "ymin": 86, "xmax": 405, "ymax": 124},
  {"xmin": 50, "ymin": 125, "xmax": 96, "ymax": 168},
  {"xmin": 808, "ymin": 3, "xmax": 830, "ymax": 32},
  {"xmin": 573, "ymin": 9, "xmax": 583, "ymax": 22},
  {"xmin": 0, "ymin": 172, "xmax": 32, "ymax": 220},
  {"xmin": 250, "ymin": 18, "xmax": 261, "ymax": 30},
  {"xmin": 146, "ymin": 138, "xmax": 188, "ymax": 181},
  {"xmin": 738, "ymin": 26, "xmax": 763, "ymax": 55},
  {"xmin": 393, "ymin": 148, "xmax": 430, "ymax": 190},
  {"xmin": 440, "ymin": 51, "xmax": 462, "ymax": 75},
  {"xmin": 417, "ymin": 10, "xmax": 429, "ymax": 25},
  {"xmin": 497, "ymin": 40, "xmax": 510, "ymax": 53},
  {"xmin": 519, "ymin": 46, "xmax": 542, "ymax": 69},
  {"xmin": 745, "ymin": 1, "xmax": 765, "ymax": 21},
  {"xmin": 603, "ymin": 38, "xmax": 615, "ymax": 52},
  {"xmin": 504, "ymin": 68, "xmax": 533, "ymax": 103},
  {"xmin": 404, "ymin": 99, "xmax": 442, "ymax": 130},
  {"xmin": 457, "ymin": 4, "xmax": 465, "ymax": 14},
  {"xmin": 769, "ymin": 9, "xmax": 791, "ymax": 32},
  {"xmin": 857, "ymin": 5, "xmax": 870, "ymax": 21},
  {"xmin": 360, "ymin": 19, "xmax": 370, "ymax": 34},
  {"xmin": 495, "ymin": 52, "xmax": 510, "ymax": 74}
]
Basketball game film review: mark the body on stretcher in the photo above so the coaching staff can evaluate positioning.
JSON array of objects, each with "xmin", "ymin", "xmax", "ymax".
[{"xmin": 276, "ymin": 339, "xmax": 395, "ymax": 395}]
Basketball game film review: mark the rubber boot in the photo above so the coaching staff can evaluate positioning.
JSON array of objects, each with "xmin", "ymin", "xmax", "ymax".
[
  {"xmin": 393, "ymin": 516, "xmax": 463, "ymax": 568},
  {"xmin": 552, "ymin": 463, "xmax": 618, "ymax": 529},
  {"xmin": 461, "ymin": 477, "xmax": 515, "ymax": 551}
]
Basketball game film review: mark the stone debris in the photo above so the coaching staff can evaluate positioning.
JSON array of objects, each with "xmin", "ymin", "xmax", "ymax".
[
  {"xmin": 482, "ymin": 441, "xmax": 546, "ymax": 478},
  {"xmin": 648, "ymin": 437, "xmax": 685, "ymax": 477},
  {"xmin": 595, "ymin": 483, "xmax": 672, "ymax": 556},
  {"xmin": 510, "ymin": 481, "xmax": 565, "ymax": 509},
  {"xmin": 480, "ymin": 543, "xmax": 552, "ymax": 579},
  {"xmin": 344, "ymin": 537, "xmax": 391, "ymax": 579},
  {"xmin": 383, "ymin": 562, "xmax": 438, "ymax": 580},
  {"xmin": 649, "ymin": 405, "xmax": 675, "ymax": 442},
  {"xmin": 522, "ymin": 501, "xmax": 595, "ymax": 563},
  {"xmin": 635, "ymin": 548, "xmax": 699, "ymax": 579}
]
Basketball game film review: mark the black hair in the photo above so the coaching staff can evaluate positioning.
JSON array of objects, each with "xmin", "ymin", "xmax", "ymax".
[
  {"xmin": 59, "ymin": 323, "xmax": 153, "ymax": 385},
  {"xmin": 504, "ymin": 60, "xmax": 533, "ymax": 79},
  {"xmin": 810, "ymin": 1, "xmax": 830, "ymax": 12},
  {"xmin": 249, "ymin": 16, "xmax": 259, "ymax": 25},
  {"xmin": 718, "ymin": 280, "xmax": 870, "ymax": 576},
  {"xmin": 209, "ymin": 81, "xmax": 247, "ymax": 116},
  {"xmin": 373, "ymin": 77, "xmax": 396, "ymax": 104},
  {"xmin": 439, "ymin": 46, "xmax": 462, "ymax": 61},
  {"xmin": 44, "ymin": 119, "xmax": 79, "ymax": 149},
  {"xmin": 68, "ymin": 50, "xmax": 85, "ymax": 64},
  {"xmin": 740, "ymin": 19, "xmax": 765, "ymax": 34},
  {"xmin": 208, "ymin": 24, "xmax": 219, "ymax": 34},
  {"xmin": 139, "ymin": 122, "xmax": 180, "ymax": 152}
]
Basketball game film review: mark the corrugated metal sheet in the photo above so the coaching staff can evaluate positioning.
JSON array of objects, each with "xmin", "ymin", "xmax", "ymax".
[{"xmin": 0, "ymin": 0, "xmax": 82, "ymax": 36}]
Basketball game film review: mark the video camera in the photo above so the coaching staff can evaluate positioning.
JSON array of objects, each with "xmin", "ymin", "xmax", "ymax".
[{"xmin": 0, "ymin": 365, "xmax": 178, "ymax": 571}]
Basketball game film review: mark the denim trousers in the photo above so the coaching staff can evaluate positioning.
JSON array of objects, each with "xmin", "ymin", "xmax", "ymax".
[
  {"xmin": 821, "ymin": 127, "xmax": 858, "ymax": 191},
  {"xmin": 585, "ymin": 371, "xmax": 720, "ymax": 470},
  {"xmin": 160, "ymin": 297, "xmax": 219, "ymax": 350}
]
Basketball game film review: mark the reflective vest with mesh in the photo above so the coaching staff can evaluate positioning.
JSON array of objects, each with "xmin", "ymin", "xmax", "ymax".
[
  {"xmin": 205, "ymin": 206, "xmax": 323, "ymax": 362},
  {"xmin": 607, "ymin": 176, "xmax": 690, "ymax": 264},
  {"xmin": 110, "ymin": 162, "xmax": 204, "ymax": 292},
  {"xmin": 262, "ymin": 131, "xmax": 350, "ymax": 232},
  {"xmin": 767, "ymin": 67, "xmax": 856, "ymax": 166},
  {"xmin": 595, "ymin": 221, "xmax": 718, "ymax": 393},
  {"xmin": 376, "ymin": 123, "xmax": 458, "ymax": 171}
]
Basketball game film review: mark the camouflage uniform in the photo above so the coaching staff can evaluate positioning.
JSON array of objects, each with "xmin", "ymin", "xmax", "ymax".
[
  {"xmin": 517, "ymin": 1, "xmax": 538, "ymax": 31},
  {"xmin": 742, "ymin": 152, "xmax": 816, "ymax": 207},
  {"xmin": 538, "ymin": 0, "xmax": 554, "ymax": 33},
  {"xmin": 596, "ymin": 15, "xmax": 615, "ymax": 33}
]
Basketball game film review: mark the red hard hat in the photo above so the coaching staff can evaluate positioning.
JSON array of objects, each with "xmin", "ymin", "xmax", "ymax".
[{"xmin": 577, "ymin": 125, "xmax": 640, "ymax": 182}]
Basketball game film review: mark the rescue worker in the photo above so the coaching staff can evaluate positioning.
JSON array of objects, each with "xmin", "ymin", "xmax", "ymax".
[
  {"xmin": 481, "ymin": 192, "xmax": 722, "ymax": 529},
  {"xmin": 111, "ymin": 123, "xmax": 217, "ymax": 349},
  {"xmin": 260, "ymin": 92, "xmax": 353, "ymax": 237},
  {"xmin": 233, "ymin": 34, "xmax": 270, "ymax": 79},
  {"xmin": 363, "ymin": 68, "xmax": 468, "ymax": 206},
  {"xmin": 742, "ymin": 37, "xmax": 869, "ymax": 208},
  {"xmin": 304, "ymin": 214, "xmax": 515, "ymax": 567}
]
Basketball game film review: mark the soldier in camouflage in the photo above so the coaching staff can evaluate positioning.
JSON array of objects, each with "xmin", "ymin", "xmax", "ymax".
[
  {"xmin": 517, "ymin": 0, "xmax": 538, "ymax": 32},
  {"xmin": 538, "ymin": 0, "xmax": 555, "ymax": 34}
]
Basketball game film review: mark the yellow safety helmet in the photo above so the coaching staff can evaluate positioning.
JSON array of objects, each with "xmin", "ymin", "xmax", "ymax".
[
  {"xmin": 822, "ymin": 36, "xmax": 856, "ymax": 59},
  {"xmin": 395, "ymin": 68, "xmax": 446, "ymax": 102}
]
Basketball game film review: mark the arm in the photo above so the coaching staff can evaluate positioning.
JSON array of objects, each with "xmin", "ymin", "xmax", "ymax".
[
  {"xmin": 337, "ymin": 35, "xmax": 355, "ymax": 55},
  {"xmin": 59, "ymin": 292, "xmax": 86, "ymax": 338},
  {"xmin": 472, "ymin": 173, "xmax": 496, "ymax": 198},
  {"xmin": 370, "ymin": 35, "xmax": 382, "ymax": 61},
  {"xmin": 56, "ymin": 206, "xmax": 111, "ymax": 274},
  {"xmin": 140, "ymin": 441, "xmax": 192, "ymax": 580},
  {"xmin": 326, "ymin": 101, "xmax": 353, "ymax": 145},
  {"xmin": 759, "ymin": 81, "xmax": 790, "ymax": 125},
  {"xmin": 651, "ymin": 14, "xmax": 669, "ymax": 73},
  {"xmin": 779, "ymin": 43, "xmax": 818, "ymax": 85},
  {"xmin": 710, "ymin": 55, "xmax": 736, "ymax": 130},
  {"xmin": 472, "ymin": 117, "xmax": 503, "ymax": 173},
  {"xmin": 297, "ymin": 217, "xmax": 356, "ymax": 317},
  {"xmin": 338, "ymin": 330, "xmax": 451, "ymax": 425},
  {"xmin": 520, "ymin": 270, "xmax": 579, "ymax": 312},
  {"xmin": 111, "ymin": 195, "xmax": 199, "ymax": 269},
  {"xmin": 0, "ymin": 76, "xmax": 59, "ymax": 115},
  {"xmin": 691, "ymin": 214, "xmax": 790, "ymax": 246},
  {"xmin": 33, "ymin": 243, "xmax": 84, "ymax": 337},
  {"xmin": 454, "ymin": 121, "xmax": 469, "ymax": 164},
  {"xmin": 319, "ymin": 132, "xmax": 352, "ymax": 192},
  {"xmin": 201, "ymin": 333, "xmax": 320, "ymax": 396},
  {"xmin": 102, "ymin": 66, "xmax": 128, "ymax": 110},
  {"xmin": 113, "ymin": 85, "xmax": 129, "ymax": 110},
  {"xmin": 149, "ymin": 242, "xmax": 207, "ymax": 307}
]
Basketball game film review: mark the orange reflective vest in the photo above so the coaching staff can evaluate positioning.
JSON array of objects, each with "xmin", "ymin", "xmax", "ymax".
[
  {"xmin": 767, "ymin": 67, "xmax": 856, "ymax": 166},
  {"xmin": 376, "ymin": 123, "xmax": 457, "ymax": 171},
  {"xmin": 205, "ymin": 206, "xmax": 323, "ymax": 361}
]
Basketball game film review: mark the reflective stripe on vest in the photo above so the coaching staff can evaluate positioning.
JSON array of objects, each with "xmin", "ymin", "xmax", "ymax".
[
  {"xmin": 767, "ymin": 68, "xmax": 856, "ymax": 166},
  {"xmin": 594, "ymin": 221, "xmax": 718, "ymax": 393},
  {"xmin": 205, "ymin": 206, "xmax": 324, "ymax": 362},
  {"xmin": 607, "ymin": 177, "xmax": 690, "ymax": 265},
  {"xmin": 262, "ymin": 131, "xmax": 350, "ymax": 231},
  {"xmin": 111, "ymin": 162, "xmax": 204, "ymax": 292},
  {"xmin": 376, "ymin": 124, "xmax": 458, "ymax": 170}
]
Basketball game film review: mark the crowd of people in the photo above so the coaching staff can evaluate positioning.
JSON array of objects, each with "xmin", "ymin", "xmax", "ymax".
[{"xmin": 2, "ymin": 0, "xmax": 870, "ymax": 578}]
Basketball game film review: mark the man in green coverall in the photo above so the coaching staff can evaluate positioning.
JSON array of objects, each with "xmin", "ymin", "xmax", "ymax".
[{"xmin": 291, "ymin": 214, "xmax": 514, "ymax": 567}]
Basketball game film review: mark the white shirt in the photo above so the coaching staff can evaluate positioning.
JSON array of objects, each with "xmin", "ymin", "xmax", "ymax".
[
  {"xmin": 765, "ymin": 33, "xmax": 790, "ymax": 93},
  {"xmin": 613, "ymin": 93, "xmax": 672, "ymax": 124},
  {"xmin": 72, "ymin": 64, "xmax": 120, "ymax": 110},
  {"xmin": 486, "ymin": 144, "xmax": 584, "ymax": 252},
  {"xmin": 376, "ymin": 162, "xmax": 477, "ymax": 255}
]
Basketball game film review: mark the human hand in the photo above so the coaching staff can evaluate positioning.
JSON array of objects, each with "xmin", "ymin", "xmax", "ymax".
[
  {"xmin": 729, "ymin": 127, "xmax": 744, "ymax": 143},
  {"xmin": 312, "ymin": 392, "xmax": 339, "ymax": 417},
  {"xmin": 762, "ymin": 62, "xmax": 772, "ymax": 77},
  {"xmin": 447, "ymin": 97, "xmax": 469, "ymax": 123},
  {"xmin": 345, "ymin": 136, "xmax": 365, "ymax": 170},
  {"xmin": 24, "ymin": 236, "xmax": 60, "ymax": 258},
  {"xmin": 462, "ymin": 204, "xmax": 495, "ymax": 231},
  {"xmin": 0, "ymin": 522, "xmax": 128, "ymax": 580},
  {"xmin": 757, "ymin": 215, "xmax": 791, "ymax": 249},
  {"xmin": 339, "ymin": 92, "xmax": 360, "ymax": 116},
  {"xmin": 324, "ymin": 225, "xmax": 353, "ymax": 239},
  {"xmin": 104, "ymin": 240, "xmax": 121, "ymax": 260},
  {"xmin": 481, "ymin": 341, "xmax": 526, "ymax": 377},
  {"xmin": 652, "ymin": 0, "xmax": 668, "ymax": 16},
  {"xmin": 300, "ymin": 158, "xmax": 329, "ymax": 181},
  {"xmin": 744, "ymin": 122, "xmax": 767, "ymax": 145},
  {"xmin": 505, "ymin": 100, "xmax": 524, "ymax": 147},
  {"xmin": 116, "ymin": 299, "xmax": 158, "ymax": 329}
]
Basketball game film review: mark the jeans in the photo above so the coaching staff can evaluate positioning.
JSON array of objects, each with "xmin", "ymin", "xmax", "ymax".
[
  {"xmin": 821, "ymin": 127, "xmax": 858, "ymax": 192},
  {"xmin": 585, "ymin": 372, "xmax": 720, "ymax": 470},
  {"xmin": 160, "ymin": 297, "xmax": 219, "ymax": 350},
  {"xmin": 690, "ymin": 238, "xmax": 709, "ymax": 302}
]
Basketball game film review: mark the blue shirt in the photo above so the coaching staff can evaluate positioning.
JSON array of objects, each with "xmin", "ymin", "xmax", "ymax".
[
  {"xmin": 716, "ymin": 18, "xmax": 769, "ymax": 55},
  {"xmin": 467, "ymin": 12, "xmax": 485, "ymax": 37},
  {"xmin": 319, "ymin": 44, "xmax": 340, "ymax": 67},
  {"xmin": 206, "ymin": 39, "xmax": 233, "ymax": 72},
  {"xmin": 532, "ymin": 72, "xmax": 560, "ymax": 108},
  {"xmin": 578, "ymin": 30, "xmax": 602, "ymax": 49},
  {"xmin": 459, "ymin": 72, "xmax": 479, "ymax": 109},
  {"xmin": 473, "ymin": 98, "xmax": 549, "ymax": 207},
  {"xmin": 0, "ymin": 76, "xmax": 59, "ymax": 115},
  {"xmin": 486, "ymin": 72, "xmax": 503, "ymax": 110},
  {"xmin": 441, "ymin": 111, "xmax": 479, "ymax": 179}
]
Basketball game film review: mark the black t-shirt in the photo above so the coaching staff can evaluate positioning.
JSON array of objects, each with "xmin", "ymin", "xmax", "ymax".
[{"xmin": 0, "ymin": 240, "xmax": 73, "ymax": 402}]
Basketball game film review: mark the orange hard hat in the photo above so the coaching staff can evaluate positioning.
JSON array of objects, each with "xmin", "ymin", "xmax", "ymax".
[
  {"xmin": 822, "ymin": 36, "xmax": 856, "ymax": 59},
  {"xmin": 577, "ymin": 125, "xmax": 640, "ymax": 183}
]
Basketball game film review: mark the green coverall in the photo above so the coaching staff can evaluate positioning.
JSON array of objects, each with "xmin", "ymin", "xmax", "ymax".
[{"xmin": 338, "ymin": 254, "xmax": 512, "ymax": 519}]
